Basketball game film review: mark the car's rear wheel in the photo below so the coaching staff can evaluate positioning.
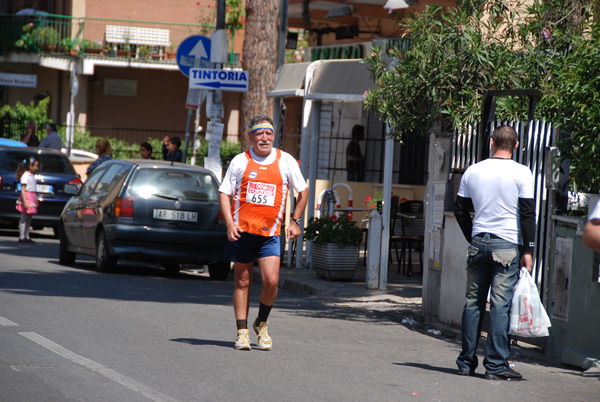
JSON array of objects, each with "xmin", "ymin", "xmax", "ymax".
[
  {"xmin": 208, "ymin": 262, "xmax": 231, "ymax": 280},
  {"xmin": 58, "ymin": 225, "xmax": 76, "ymax": 265},
  {"xmin": 163, "ymin": 263, "xmax": 181, "ymax": 275},
  {"xmin": 96, "ymin": 230, "xmax": 117, "ymax": 272}
]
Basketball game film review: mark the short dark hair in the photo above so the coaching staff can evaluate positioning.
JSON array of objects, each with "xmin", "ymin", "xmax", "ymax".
[
  {"xmin": 249, "ymin": 115, "xmax": 274, "ymax": 129},
  {"xmin": 169, "ymin": 136, "xmax": 181, "ymax": 149},
  {"xmin": 46, "ymin": 123, "xmax": 57, "ymax": 131},
  {"xmin": 140, "ymin": 142, "xmax": 153, "ymax": 153},
  {"xmin": 491, "ymin": 125, "xmax": 518, "ymax": 151}
]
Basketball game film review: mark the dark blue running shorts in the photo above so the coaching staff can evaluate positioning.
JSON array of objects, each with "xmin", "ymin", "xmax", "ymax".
[{"xmin": 223, "ymin": 232, "xmax": 280, "ymax": 263}]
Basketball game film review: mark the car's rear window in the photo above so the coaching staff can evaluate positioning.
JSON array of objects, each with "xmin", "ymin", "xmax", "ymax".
[
  {"xmin": 0, "ymin": 151, "xmax": 76, "ymax": 175},
  {"xmin": 128, "ymin": 168, "xmax": 219, "ymax": 202}
]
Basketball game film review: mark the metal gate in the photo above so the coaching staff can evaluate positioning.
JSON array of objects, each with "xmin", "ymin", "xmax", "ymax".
[{"xmin": 450, "ymin": 120, "xmax": 556, "ymax": 301}]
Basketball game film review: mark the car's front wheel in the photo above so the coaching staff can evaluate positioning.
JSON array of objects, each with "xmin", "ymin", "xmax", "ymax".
[
  {"xmin": 96, "ymin": 229, "xmax": 117, "ymax": 272},
  {"xmin": 208, "ymin": 262, "xmax": 231, "ymax": 280},
  {"xmin": 58, "ymin": 225, "xmax": 76, "ymax": 265}
]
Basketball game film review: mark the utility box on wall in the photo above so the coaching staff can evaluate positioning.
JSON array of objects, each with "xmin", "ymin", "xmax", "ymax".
[
  {"xmin": 551, "ymin": 236, "xmax": 572, "ymax": 321},
  {"xmin": 548, "ymin": 218, "xmax": 600, "ymax": 368}
]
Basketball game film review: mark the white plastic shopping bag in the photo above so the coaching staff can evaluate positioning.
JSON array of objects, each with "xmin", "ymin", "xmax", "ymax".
[{"xmin": 509, "ymin": 267, "xmax": 551, "ymax": 337}]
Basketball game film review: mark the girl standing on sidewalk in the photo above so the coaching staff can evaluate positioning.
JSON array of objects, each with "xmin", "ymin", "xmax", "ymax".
[{"xmin": 16, "ymin": 156, "xmax": 39, "ymax": 243}]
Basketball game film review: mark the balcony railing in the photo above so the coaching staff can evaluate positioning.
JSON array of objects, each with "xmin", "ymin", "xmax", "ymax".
[{"xmin": 0, "ymin": 13, "xmax": 241, "ymax": 66}]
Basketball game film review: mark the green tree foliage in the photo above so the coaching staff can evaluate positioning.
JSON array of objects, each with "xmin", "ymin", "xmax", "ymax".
[
  {"xmin": 0, "ymin": 97, "xmax": 52, "ymax": 139},
  {"xmin": 519, "ymin": 0, "xmax": 599, "ymax": 192},
  {"xmin": 364, "ymin": 0, "xmax": 600, "ymax": 192},
  {"xmin": 364, "ymin": 1, "xmax": 526, "ymax": 140}
]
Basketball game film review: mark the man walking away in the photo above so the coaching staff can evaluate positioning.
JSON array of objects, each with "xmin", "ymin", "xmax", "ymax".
[
  {"xmin": 219, "ymin": 115, "xmax": 309, "ymax": 350},
  {"xmin": 454, "ymin": 125, "xmax": 536, "ymax": 381}
]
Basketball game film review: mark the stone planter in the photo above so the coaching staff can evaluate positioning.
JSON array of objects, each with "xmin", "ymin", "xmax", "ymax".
[{"xmin": 311, "ymin": 242, "xmax": 360, "ymax": 281}]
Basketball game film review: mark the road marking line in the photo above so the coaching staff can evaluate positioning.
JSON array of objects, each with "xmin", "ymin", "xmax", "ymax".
[
  {"xmin": 0, "ymin": 316, "xmax": 19, "ymax": 326},
  {"xmin": 19, "ymin": 332, "xmax": 177, "ymax": 402}
]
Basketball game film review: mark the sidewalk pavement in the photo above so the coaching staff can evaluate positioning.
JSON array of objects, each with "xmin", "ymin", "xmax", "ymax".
[
  {"xmin": 256, "ymin": 260, "xmax": 425, "ymax": 323},
  {"xmin": 256, "ymin": 260, "xmax": 561, "ymax": 368}
]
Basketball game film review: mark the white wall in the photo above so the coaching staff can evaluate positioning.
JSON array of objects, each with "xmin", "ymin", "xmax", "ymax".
[{"xmin": 438, "ymin": 213, "xmax": 470, "ymax": 327}]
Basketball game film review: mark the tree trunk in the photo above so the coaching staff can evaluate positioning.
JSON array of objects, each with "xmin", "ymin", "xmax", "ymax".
[{"xmin": 240, "ymin": 0, "xmax": 280, "ymax": 150}]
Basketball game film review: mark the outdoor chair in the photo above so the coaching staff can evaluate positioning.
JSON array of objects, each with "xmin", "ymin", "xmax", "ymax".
[{"xmin": 390, "ymin": 200, "xmax": 425, "ymax": 276}]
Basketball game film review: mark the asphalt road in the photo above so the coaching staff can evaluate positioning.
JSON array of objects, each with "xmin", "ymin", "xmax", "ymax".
[{"xmin": 0, "ymin": 229, "xmax": 598, "ymax": 402}]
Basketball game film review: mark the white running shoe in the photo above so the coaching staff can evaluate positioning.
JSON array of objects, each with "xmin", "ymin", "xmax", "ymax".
[
  {"xmin": 253, "ymin": 319, "xmax": 272, "ymax": 350},
  {"xmin": 234, "ymin": 329, "xmax": 251, "ymax": 350}
]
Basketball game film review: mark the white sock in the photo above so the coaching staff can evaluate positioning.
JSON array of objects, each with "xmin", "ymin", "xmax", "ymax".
[{"xmin": 19, "ymin": 222, "xmax": 25, "ymax": 240}]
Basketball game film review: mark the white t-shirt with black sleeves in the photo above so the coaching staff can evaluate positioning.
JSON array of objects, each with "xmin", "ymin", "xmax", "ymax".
[{"xmin": 458, "ymin": 157, "xmax": 534, "ymax": 245}]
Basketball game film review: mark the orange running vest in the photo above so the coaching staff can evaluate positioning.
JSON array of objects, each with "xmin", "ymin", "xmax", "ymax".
[{"xmin": 232, "ymin": 149, "xmax": 287, "ymax": 236}]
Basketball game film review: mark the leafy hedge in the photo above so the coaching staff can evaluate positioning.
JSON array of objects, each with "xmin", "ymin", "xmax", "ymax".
[
  {"xmin": 1, "ymin": 98, "xmax": 241, "ymax": 170},
  {"xmin": 364, "ymin": 0, "xmax": 599, "ymax": 192}
]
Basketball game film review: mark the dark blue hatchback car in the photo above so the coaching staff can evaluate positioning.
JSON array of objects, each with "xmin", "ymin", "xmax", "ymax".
[
  {"xmin": 59, "ymin": 159, "xmax": 230, "ymax": 279},
  {"xmin": 0, "ymin": 146, "xmax": 82, "ymax": 233}
]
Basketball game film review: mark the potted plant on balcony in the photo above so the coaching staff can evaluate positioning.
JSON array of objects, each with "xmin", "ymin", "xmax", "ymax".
[
  {"xmin": 304, "ymin": 214, "xmax": 363, "ymax": 280},
  {"xmin": 15, "ymin": 23, "xmax": 58, "ymax": 52}
]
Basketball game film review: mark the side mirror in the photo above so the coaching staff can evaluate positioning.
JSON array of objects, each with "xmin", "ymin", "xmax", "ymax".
[{"xmin": 64, "ymin": 183, "xmax": 79, "ymax": 195}]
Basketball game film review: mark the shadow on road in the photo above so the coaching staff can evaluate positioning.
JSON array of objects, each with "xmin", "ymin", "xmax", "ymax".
[
  {"xmin": 170, "ymin": 338, "xmax": 234, "ymax": 349},
  {"xmin": 394, "ymin": 362, "xmax": 463, "ymax": 376}
]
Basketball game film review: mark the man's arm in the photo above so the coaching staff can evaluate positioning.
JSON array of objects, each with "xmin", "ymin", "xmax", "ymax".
[
  {"xmin": 519, "ymin": 197, "xmax": 536, "ymax": 272},
  {"xmin": 287, "ymin": 188, "xmax": 309, "ymax": 240},
  {"xmin": 219, "ymin": 192, "xmax": 243, "ymax": 242},
  {"xmin": 582, "ymin": 219, "xmax": 600, "ymax": 252},
  {"xmin": 21, "ymin": 132, "xmax": 33, "ymax": 145},
  {"xmin": 454, "ymin": 195, "xmax": 473, "ymax": 243}
]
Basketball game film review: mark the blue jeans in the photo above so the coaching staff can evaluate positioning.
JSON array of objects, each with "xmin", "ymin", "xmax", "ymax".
[{"xmin": 456, "ymin": 233, "xmax": 520, "ymax": 374}]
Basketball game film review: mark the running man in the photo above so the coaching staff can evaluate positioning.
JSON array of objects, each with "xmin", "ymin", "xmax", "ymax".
[{"xmin": 219, "ymin": 115, "xmax": 308, "ymax": 350}]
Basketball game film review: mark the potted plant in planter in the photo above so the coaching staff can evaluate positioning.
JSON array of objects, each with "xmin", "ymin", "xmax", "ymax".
[{"xmin": 304, "ymin": 214, "xmax": 363, "ymax": 280}]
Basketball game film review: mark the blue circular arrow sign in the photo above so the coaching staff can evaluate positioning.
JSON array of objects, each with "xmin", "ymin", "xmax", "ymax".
[{"xmin": 176, "ymin": 35, "xmax": 212, "ymax": 77}]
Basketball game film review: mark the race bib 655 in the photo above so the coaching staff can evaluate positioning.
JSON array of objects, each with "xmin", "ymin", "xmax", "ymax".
[{"xmin": 246, "ymin": 182, "xmax": 276, "ymax": 206}]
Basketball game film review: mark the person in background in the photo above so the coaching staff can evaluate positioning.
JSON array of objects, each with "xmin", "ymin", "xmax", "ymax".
[
  {"xmin": 346, "ymin": 124, "xmax": 365, "ymax": 182},
  {"xmin": 219, "ymin": 115, "xmax": 309, "ymax": 351},
  {"xmin": 582, "ymin": 199, "xmax": 600, "ymax": 252},
  {"xmin": 162, "ymin": 136, "xmax": 182, "ymax": 162},
  {"xmin": 454, "ymin": 125, "xmax": 535, "ymax": 381},
  {"xmin": 87, "ymin": 138, "xmax": 112, "ymax": 176},
  {"xmin": 139, "ymin": 142, "xmax": 154, "ymax": 160},
  {"xmin": 20, "ymin": 121, "xmax": 40, "ymax": 147},
  {"xmin": 39, "ymin": 123, "xmax": 62, "ymax": 150},
  {"xmin": 15, "ymin": 156, "xmax": 39, "ymax": 243}
]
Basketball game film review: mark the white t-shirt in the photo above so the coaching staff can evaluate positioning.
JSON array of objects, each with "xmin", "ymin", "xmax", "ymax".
[
  {"xmin": 20, "ymin": 171, "xmax": 37, "ymax": 193},
  {"xmin": 589, "ymin": 199, "xmax": 600, "ymax": 221},
  {"xmin": 458, "ymin": 158, "xmax": 534, "ymax": 245},
  {"xmin": 219, "ymin": 148, "xmax": 307, "ymax": 196}
]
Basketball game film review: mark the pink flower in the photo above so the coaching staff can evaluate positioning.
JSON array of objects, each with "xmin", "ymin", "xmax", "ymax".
[
  {"xmin": 363, "ymin": 90, "xmax": 368, "ymax": 98},
  {"xmin": 364, "ymin": 195, "xmax": 372, "ymax": 203},
  {"xmin": 542, "ymin": 28, "xmax": 551, "ymax": 42},
  {"xmin": 371, "ymin": 52, "xmax": 376, "ymax": 57}
]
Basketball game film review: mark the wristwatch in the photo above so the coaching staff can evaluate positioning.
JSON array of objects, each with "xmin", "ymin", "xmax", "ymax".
[{"xmin": 291, "ymin": 218, "xmax": 302, "ymax": 225}]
